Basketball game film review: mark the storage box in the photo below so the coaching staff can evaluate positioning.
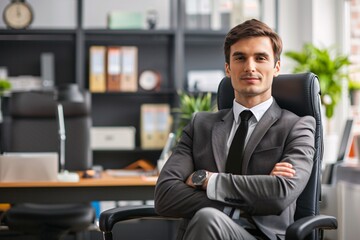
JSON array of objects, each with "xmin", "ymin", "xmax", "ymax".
[
  {"xmin": 91, "ymin": 127, "xmax": 136, "ymax": 150},
  {"xmin": 108, "ymin": 11, "xmax": 144, "ymax": 29},
  {"xmin": 187, "ymin": 70, "xmax": 224, "ymax": 92}
]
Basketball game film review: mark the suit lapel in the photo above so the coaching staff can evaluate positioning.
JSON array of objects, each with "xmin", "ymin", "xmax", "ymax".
[
  {"xmin": 212, "ymin": 110, "xmax": 233, "ymax": 172},
  {"xmin": 241, "ymin": 101, "xmax": 282, "ymax": 174}
]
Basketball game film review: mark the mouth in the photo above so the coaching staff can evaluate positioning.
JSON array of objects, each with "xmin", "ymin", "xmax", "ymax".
[{"xmin": 240, "ymin": 75, "xmax": 261, "ymax": 82}]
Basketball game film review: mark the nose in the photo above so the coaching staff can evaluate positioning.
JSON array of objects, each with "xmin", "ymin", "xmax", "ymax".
[{"xmin": 244, "ymin": 59, "xmax": 256, "ymax": 72}]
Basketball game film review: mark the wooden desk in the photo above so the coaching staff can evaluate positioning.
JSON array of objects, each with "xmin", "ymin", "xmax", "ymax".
[{"xmin": 0, "ymin": 172, "xmax": 157, "ymax": 204}]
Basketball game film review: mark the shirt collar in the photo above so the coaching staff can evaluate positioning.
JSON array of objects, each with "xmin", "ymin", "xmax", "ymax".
[{"xmin": 232, "ymin": 97, "xmax": 273, "ymax": 123}]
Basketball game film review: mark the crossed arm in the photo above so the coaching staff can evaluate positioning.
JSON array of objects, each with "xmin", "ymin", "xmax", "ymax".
[{"xmin": 186, "ymin": 162, "xmax": 296, "ymax": 190}]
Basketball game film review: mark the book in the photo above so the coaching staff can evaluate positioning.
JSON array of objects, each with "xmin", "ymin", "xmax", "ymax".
[
  {"xmin": 121, "ymin": 46, "xmax": 138, "ymax": 92},
  {"xmin": 89, "ymin": 46, "xmax": 106, "ymax": 93},
  {"xmin": 106, "ymin": 46, "xmax": 122, "ymax": 92},
  {"xmin": 140, "ymin": 104, "xmax": 171, "ymax": 149}
]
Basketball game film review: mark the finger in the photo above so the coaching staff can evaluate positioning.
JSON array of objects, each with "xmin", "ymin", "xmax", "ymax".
[
  {"xmin": 274, "ymin": 166, "xmax": 296, "ymax": 173},
  {"xmin": 271, "ymin": 167, "xmax": 296, "ymax": 177},
  {"xmin": 275, "ymin": 162, "xmax": 293, "ymax": 168},
  {"xmin": 272, "ymin": 170, "xmax": 295, "ymax": 176}
]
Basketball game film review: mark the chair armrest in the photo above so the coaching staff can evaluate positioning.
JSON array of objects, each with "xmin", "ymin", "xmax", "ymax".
[
  {"xmin": 285, "ymin": 215, "xmax": 337, "ymax": 240},
  {"xmin": 99, "ymin": 205, "xmax": 158, "ymax": 232}
]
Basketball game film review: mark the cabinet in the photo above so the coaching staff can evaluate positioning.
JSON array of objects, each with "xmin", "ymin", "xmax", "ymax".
[{"xmin": 0, "ymin": 0, "xmax": 260, "ymax": 169}]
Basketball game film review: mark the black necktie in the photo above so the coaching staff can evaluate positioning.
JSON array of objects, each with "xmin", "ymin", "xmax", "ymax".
[{"xmin": 225, "ymin": 110, "xmax": 253, "ymax": 174}]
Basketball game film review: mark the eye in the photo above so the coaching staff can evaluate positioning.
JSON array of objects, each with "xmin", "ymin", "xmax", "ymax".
[
  {"xmin": 235, "ymin": 55, "xmax": 245, "ymax": 61},
  {"xmin": 256, "ymin": 56, "xmax": 267, "ymax": 61}
]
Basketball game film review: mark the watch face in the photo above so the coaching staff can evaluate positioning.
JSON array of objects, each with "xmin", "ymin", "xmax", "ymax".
[
  {"xmin": 3, "ymin": 2, "xmax": 33, "ymax": 29},
  {"xmin": 192, "ymin": 170, "xmax": 207, "ymax": 186}
]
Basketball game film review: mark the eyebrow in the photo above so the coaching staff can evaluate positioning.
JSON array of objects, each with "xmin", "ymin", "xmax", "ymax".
[
  {"xmin": 232, "ymin": 51, "xmax": 271, "ymax": 58},
  {"xmin": 255, "ymin": 52, "xmax": 271, "ymax": 58}
]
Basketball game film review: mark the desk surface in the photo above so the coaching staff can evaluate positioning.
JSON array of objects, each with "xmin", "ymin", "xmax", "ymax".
[
  {"xmin": 335, "ymin": 162, "xmax": 360, "ymax": 185},
  {"xmin": 0, "ymin": 172, "xmax": 157, "ymax": 204}
]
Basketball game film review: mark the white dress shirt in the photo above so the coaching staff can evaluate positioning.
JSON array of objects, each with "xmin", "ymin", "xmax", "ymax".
[{"xmin": 207, "ymin": 97, "xmax": 273, "ymax": 218}]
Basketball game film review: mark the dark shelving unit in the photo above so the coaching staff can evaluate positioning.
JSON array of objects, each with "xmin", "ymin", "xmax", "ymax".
[{"xmin": 0, "ymin": 0, "xmax": 260, "ymax": 169}]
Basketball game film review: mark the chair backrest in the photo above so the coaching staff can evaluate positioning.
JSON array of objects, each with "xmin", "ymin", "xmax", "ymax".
[
  {"xmin": 217, "ymin": 72, "xmax": 323, "ymax": 240},
  {"xmin": 2, "ymin": 87, "xmax": 92, "ymax": 171}
]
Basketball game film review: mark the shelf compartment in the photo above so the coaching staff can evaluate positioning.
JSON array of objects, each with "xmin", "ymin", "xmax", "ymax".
[
  {"xmin": 0, "ymin": 29, "xmax": 76, "ymax": 41},
  {"xmin": 93, "ymin": 148, "xmax": 162, "ymax": 169},
  {"xmin": 84, "ymin": 29, "xmax": 175, "ymax": 44}
]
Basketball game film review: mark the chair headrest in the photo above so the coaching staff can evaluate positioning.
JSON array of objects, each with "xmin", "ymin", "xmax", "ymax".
[
  {"xmin": 9, "ymin": 90, "xmax": 91, "ymax": 118},
  {"xmin": 217, "ymin": 72, "xmax": 321, "ymax": 117}
]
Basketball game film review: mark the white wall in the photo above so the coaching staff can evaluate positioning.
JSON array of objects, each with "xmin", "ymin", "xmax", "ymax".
[
  {"xmin": 0, "ymin": 0, "xmax": 348, "ymax": 134},
  {"xmin": 277, "ymin": 0, "xmax": 341, "ymax": 73},
  {"xmin": 0, "ymin": 0, "xmax": 77, "ymax": 29},
  {"xmin": 83, "ymin": 0, "xmax": 170, "ymax": 29},
  {"xmin": 0, "ymin": 0, "xmax": 170, "ymax": 29},
  {"xmin": 277, "ymin": 0, "xmax": 348, "ymax": 138}
]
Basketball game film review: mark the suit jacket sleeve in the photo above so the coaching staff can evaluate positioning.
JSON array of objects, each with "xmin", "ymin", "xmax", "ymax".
[
  {"xmin": 208, "ymin": 115, "xmax": 315, "ymax": 215},
  {"xmin": 155, "ymin": 108, "xmax": 315, "ymax": 218},
  {"xmin": 154, "ymin": 113, "xmax": 225, "ymax": 219}
]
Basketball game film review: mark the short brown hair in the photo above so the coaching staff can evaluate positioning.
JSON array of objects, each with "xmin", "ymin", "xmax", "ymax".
[{"xmin": 224, "ymin": 19, "xmax": 283, "ymax": 65}]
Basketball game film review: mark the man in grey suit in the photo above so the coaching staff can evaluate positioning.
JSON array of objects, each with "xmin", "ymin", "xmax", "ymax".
[{"xmin": 154, "ymin": 19, "xmax": 315, "ymax": 240}]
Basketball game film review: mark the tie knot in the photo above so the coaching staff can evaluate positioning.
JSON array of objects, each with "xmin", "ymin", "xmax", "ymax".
[{"xmin": 240, "ymin": 110, "xmax": 253, "ymax": 121}]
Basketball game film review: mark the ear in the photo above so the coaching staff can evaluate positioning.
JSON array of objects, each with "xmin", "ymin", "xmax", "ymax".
[
  {"xmin": 225, "ymin": 62, "xmax": 231, "ymax": 77},
  {"xmin": 273, "ymin": 60, "xmax": 281, "ymax": 77}
]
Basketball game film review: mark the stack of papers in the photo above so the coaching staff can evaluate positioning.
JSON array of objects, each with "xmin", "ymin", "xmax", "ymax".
[{"xmin": 106, "ymin": 169, "xmax": 157, "ymax": 177}]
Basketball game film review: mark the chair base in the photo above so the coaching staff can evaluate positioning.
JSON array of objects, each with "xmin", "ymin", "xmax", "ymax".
[{"xmin": 4, "ymin": 203, "xmax": 94, "ymax": 240}]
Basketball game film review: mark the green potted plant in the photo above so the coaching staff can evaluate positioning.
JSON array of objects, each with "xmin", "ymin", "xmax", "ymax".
[
  {"xmin": 0, "ymin": 78, "xmax": 11, "ymax": 96},
  {"xmin": 348, "ymin": 79, "xmax": 360, "ymax": 106},
  {"xmin": 285, "ymin": 43, "xmax": 352, "ymax": 165},
  {"xmin": 285, "ymin": 43, "xmax": 351, "ymax": 121},
  {"xmin": 0, "ymin": 78, "xmax": 11, "ymax": 123},
  {"xmin": 173, "ymin": 91, "xmax": 215, "ymax": 140}
]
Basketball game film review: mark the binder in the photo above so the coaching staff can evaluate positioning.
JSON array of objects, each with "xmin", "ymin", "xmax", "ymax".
[
  {"xmin": 121, "ymin": 46, "xmax": 138, "ymax": 92},
  {"xmin": 106, "ymin": 46, "xmax": 122, "ymax": 92},
  {"xmin": 89, "ymin": 46, "xmax": 106, "ymax": 92},
  {"xmin": 198, "ymin": 0, "xmax": 211, "ymax": 29},
  {"xmin": 219, "ymin": 0, "xmax": 232, "ymax": 30},
  {"xmin": 211, "ymin": 0, "xmax": 221, "ymax": 30},
  {"xmin": 140, "ymin": 104, "xmax": 171, "ymax": 149},
  {"xmin": 185, "ymin": 0, "xmax": 199, "ymax": 29}
]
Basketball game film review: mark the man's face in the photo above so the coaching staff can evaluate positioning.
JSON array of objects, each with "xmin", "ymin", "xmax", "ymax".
[{"xmin": 225, "ymin": 36, "xmax": 280, "ymax": 107}]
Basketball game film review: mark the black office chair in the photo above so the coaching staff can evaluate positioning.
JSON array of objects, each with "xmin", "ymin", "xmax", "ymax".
[
  {"xmin": 99, "ymin": 73, "xmax": 337, "ymax": 240},
  {"xmin": 1, "ymin": 85, "xmax": 95, "ymax": 240}
]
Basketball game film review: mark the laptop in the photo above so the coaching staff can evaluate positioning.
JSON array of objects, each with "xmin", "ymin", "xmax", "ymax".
[{"xmin": 0, "ymin": 152, "xmax": 58, "ymax": 182}]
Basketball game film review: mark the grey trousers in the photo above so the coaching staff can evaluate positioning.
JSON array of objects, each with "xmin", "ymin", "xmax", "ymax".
[{"xmin": 182, "ymin": 207, "xmax": 258, "ymax": 240}]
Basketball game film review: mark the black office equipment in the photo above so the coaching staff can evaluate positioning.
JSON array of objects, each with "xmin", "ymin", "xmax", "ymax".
[
  {"xmin": 99, "ymin": 73, "xmax": 337, "ymax": 240},
  {"xmin": 322, "ymin": 119, "xmax": 354, "ymax": 185},
  {"xmin": 2, "ymin": 87, "xmax": 94, "ymax": 240},
  {"xmin": 2, "ymin": 89, "xmax": 92, "ymax": 171}
]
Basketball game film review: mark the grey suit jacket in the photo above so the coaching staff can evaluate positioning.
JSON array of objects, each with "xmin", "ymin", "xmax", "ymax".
[{"xmin": 154, "ymin": 101, "xmax": 315, "ymax": 240}]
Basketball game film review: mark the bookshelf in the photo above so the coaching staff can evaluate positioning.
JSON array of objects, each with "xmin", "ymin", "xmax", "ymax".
[{"xmin": 0, "ymin": 0, "xmax": 264, "ymax": 169}]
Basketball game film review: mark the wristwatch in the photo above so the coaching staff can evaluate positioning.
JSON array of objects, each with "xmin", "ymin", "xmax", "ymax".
[{"xmin": 192, "ymin": 170, "xmax": 208, "ymax": 189}]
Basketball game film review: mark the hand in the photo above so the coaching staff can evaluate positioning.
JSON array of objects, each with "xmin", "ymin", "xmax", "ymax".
[
  {"xmin": 186, "ymin": 173, "xmax": 195, "ymax": 188},
  {"xmin": 270, "ymin": 162, "xmax": 295, "ymax": 178}
]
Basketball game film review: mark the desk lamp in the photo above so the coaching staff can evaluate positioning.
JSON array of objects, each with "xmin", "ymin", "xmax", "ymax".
[{"xmin": 55, "ymin": 84, "xmax": 84, "ymax": 182}]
